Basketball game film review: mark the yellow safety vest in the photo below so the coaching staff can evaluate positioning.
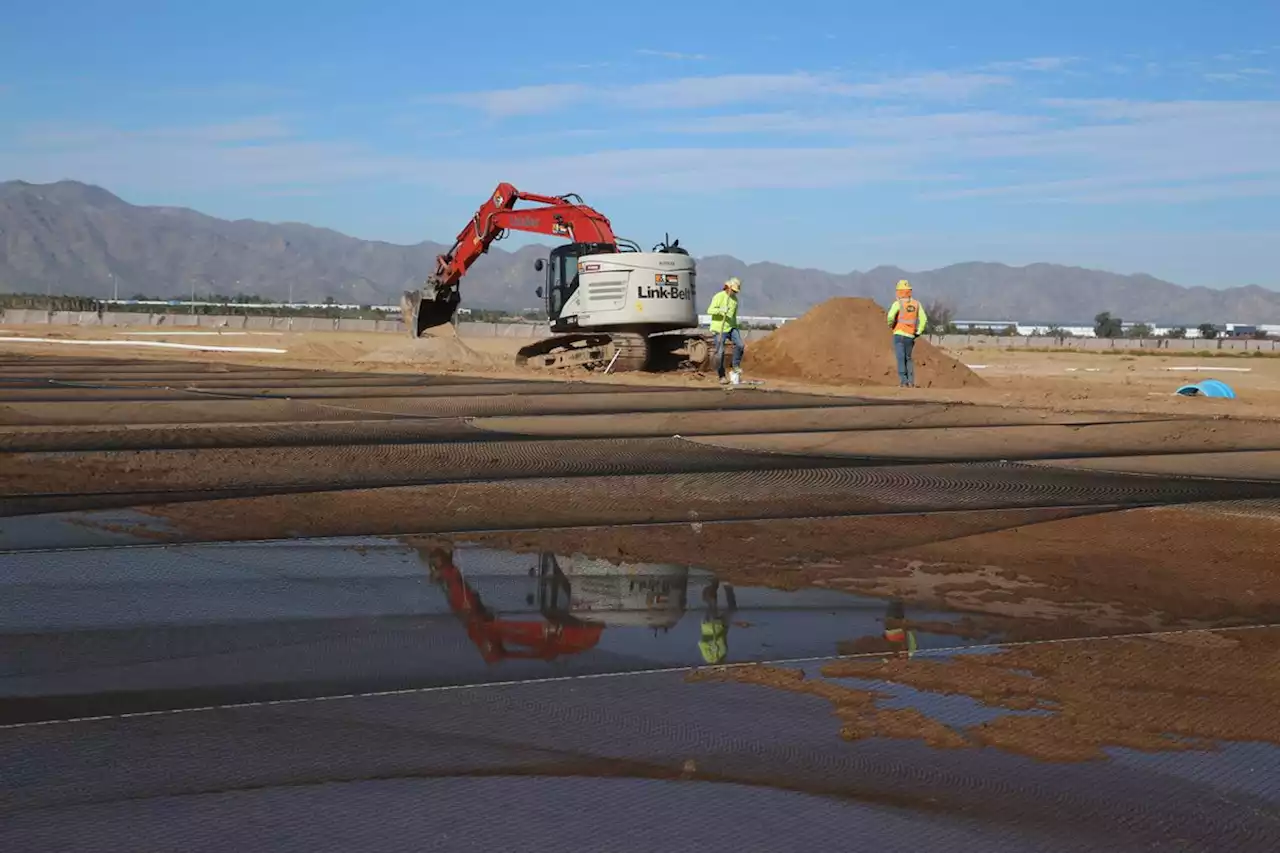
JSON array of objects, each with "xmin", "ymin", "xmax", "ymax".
[
  {"xmin": 699, "ymin": 619, "xmax": 728, "ymax": 663},
  {"xmin": 707, "ymin": 291, "xmax": 739, "ymax": 333}
]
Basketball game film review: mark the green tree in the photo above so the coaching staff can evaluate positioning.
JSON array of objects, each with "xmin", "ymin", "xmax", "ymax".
[
  {"xmin": 1167, "ymin": 327, "xmax": 1187, "ymax": 339},
  {"xmin": 1198, "ymin": 323, "xmax": 1219, "ymax": 340},
  {"xmin": 1127, "ymin": 323, "xmax": 1153, "ymax": 339},
  {"xmin": 924, "ymin": 299, "xmax": 957, "ymax": 334},
  {"xmin": 1094, "ymin": 312, "xmax": 1124, "ymax": 338}
]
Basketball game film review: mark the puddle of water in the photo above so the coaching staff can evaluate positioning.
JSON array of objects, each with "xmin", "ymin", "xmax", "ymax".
[
  {"xmin": 0, "ymin": 538, "xmax": 984, "ymax": 724},
  {"xmin": 0, "ymin": 509, "xmax": 179, "ymax": 551}
]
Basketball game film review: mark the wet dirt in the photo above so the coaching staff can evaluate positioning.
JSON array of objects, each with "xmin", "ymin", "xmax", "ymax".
[
  {"xmin": 687, "ymin": 626, "xmax": 1280, "ymax": 764},
  {"xmin": 4, "ymin": 349, "xmax": 1280, "ymax": 850},
  {"xmin": 3, "ymin": 354, "xmax": 1277, "ymax": 637},
  {"xmin": 745, "ymin": 297, "xmax": 985, "ymax": 389}
]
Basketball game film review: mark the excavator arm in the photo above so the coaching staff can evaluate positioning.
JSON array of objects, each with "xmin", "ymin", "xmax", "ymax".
[{"xmin": 404, "ymin": 183, "xmax": 618, "ymax": 334}]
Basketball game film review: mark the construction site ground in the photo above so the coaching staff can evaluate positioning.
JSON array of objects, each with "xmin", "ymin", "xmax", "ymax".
[{"xmin": 2, "ymin": 324, "xmax": 1280, "ymax": 850}]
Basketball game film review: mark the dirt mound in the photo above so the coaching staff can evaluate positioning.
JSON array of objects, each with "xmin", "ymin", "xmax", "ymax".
[
  {"xmin": 746, "ymin": 297, "xmax": 984, "ymax": 389},
  {"xmin": 356, "ymin": 328, "xmax": 500, "ymax": 369},
  {"xmin": 285, "ymin": 339, "xmax": 375, "ymax": 363}
]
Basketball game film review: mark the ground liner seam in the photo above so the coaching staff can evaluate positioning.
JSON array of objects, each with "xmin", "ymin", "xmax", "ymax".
[{"xmin": 2, "ymin": 621, "xmax": 1276, "ymax": 732}]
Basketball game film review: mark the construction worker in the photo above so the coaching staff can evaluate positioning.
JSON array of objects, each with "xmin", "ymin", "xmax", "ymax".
[
  {"xmin": 698, "ymin": 578, "xmax": 737, "ymax": 664},
  {"xmin": 882, "ymin": 599, "xmax": 918, "ymax": 659},
  {"xmin": 707, "ymin": 277, "xmax": 744, "ymax": 384},
  {"xmin": 886, "ymin": 279, "xmax": 928, "ymax": 387}
]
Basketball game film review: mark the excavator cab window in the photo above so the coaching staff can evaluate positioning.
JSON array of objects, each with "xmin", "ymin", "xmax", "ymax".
[{"xmin": 544, "ymin": 242, "xmax": 614, "ymax": 323}]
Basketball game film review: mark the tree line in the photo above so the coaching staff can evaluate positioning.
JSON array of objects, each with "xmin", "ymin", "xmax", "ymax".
[{"xmin": 0, "ymin": 293, "xmax": 395, "ymax": 321}]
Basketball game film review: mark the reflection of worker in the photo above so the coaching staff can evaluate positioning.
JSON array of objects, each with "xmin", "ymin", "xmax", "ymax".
[
  {"xmin": 707, "ymin": 277, "xmax": 744, "ymax": 385},
  {"xmin": 883, "ymin": 599, "xmax": 918, "ymax": 658},
  {"xmin": 886, "ymin": 280, "xmax": 928, "ymax": 388},
  {"xmin": 698, "ymin": 579, "xmax": 737, "ymax": 664}
]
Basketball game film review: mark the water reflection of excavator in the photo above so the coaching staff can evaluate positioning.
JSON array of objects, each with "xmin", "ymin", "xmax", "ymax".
[
  {"xmin": 537, "ymin": 553, "xmax": 689, "ymax": 632},
  {"xmin": 422, "ymin": 547, "xmax": 691, "ymax": 664},
  {"xmin": 424, "ymin": 547, "xmax": 603, "ymax": 663}
]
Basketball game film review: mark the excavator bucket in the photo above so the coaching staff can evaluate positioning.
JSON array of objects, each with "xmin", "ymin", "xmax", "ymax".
[{"xmin": 401, "ymin": 288, "xmax": 460, "ymax": 337}]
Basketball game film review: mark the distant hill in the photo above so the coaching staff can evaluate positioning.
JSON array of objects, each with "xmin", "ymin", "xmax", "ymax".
[{"xmin": 2, "ymin": 179, "xmax": 1277, "ymax": 323}]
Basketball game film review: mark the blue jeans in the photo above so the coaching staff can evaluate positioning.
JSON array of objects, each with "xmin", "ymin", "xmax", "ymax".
[
  {"xmin": 894, "ymin": 334, "xmax": 916, "ymax": 386},
  {"xmin": 713, "ymin": 328, "xmax": 744, "ymax": 377}
]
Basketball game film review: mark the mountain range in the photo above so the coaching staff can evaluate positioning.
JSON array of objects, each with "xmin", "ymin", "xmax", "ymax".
[{"xmin": 2, "ymin": 179, "xmax": 1277, "ymax": 324}]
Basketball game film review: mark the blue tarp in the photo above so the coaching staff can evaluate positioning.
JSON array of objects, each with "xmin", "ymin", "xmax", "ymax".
[{"xmin": 1175, "ymin": 378, "xmax": 1236, "ymax": 398}]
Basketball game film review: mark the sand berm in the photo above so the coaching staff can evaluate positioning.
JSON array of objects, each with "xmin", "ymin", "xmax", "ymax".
[{"xmin": 745, "ymin": 297, "xmax": 985, "ymax": 389}]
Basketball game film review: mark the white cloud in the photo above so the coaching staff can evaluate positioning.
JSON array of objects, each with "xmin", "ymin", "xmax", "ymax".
[
  {"xmin": 666, "ymin": 109, "xmax": 1045, "ymax": 138},
  {"xmin": 139, "ymin": 83, "xmax": 301, "ymax": 101},
  {"xmin": 429, "ymin": 70, "xmax": 1012, "ymax": 117},
  {"xmin": 436, "ymin": 97, "xmax": 1280, "ymax": 201},
  {"xmin": 636, "ymin": 49, "xmax": 708, "ymax": 60},
  {"xmin": 984, "ymin": 57, "xmax": 1073, "ymax": 72},
  {"xmin": 919, "ymin": 99, "xmax": 1280, "ymax": 202},
  {"xmin": 1200, "ymin": 67, "xmax": 1274, "ymax": 82},
  {"xmin": 8, "ymin": 67, "xmax": 1280, "ymax": 211},
  {"xmin": 1061, "ymin": 178, "xmax": 1280, "ymax": 204},
  {"xmin": 4, "ymin": 117, "xmax": 414, "ymax": 191},
  {"xmin": 433, "ymin": 83, "xmax": 589, "ymax": 117},
  {"xmin": 19, "ymin": 117, "xmax": 293, "ymax": 146}
]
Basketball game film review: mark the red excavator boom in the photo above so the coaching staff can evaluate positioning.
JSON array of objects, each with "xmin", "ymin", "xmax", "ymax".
[
  {"xmin": 423, "ymin": 547, "xmax": 603, "ymax": 664},
  {"xmin": 405, "ymin": 183, "xmax": 618, "ymax": 333}
]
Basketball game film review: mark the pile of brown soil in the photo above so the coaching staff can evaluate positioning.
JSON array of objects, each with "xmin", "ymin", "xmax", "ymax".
[
  {"xmin": 745, "ymin": 297, "xmax": 985, "ymax": 389},
  {"xmin": 355, "ymin": 325, "xmax": 499, "ymax": 369}
]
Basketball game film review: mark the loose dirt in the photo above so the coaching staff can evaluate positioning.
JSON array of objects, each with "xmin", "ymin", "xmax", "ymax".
[
  {"xmin": 284, "ymin": 324, "xmax": 503, "ymax": 371},
  {"xmin": 745, "ymin": 297, "xmax": 985, "ymax": 389}
]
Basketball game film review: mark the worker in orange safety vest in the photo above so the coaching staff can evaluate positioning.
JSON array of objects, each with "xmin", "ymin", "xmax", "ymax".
[
  {"xmin": 883, "ymin": 599, "xmax": 918, "ymax": 658},
  {"xmin": 886, "ymin": 280, "xmax": 929, "ymax": 388}
]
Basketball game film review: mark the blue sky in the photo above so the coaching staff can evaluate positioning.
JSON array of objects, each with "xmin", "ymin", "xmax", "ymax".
[{"xmin": 2, "ymin": 0, "xmax": 1278, "ymax": 287}]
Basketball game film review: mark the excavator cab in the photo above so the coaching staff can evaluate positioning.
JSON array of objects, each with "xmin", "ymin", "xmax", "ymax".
[{"xmin": 535, "ymin": 241, "xmax": 616, "ymax": 327}]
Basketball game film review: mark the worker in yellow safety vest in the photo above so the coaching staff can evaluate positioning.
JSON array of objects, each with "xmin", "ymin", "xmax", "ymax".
[
  {"xmin": 706, "ymin": 277, "xmax": 744, "ymax": 385},
  {"xmin": 886, "ymin": 280, "xmax": 928, "ymax": 388},
  {"xmin": 698, "ymin": 578, "xmax": 738, "ymax": 664}
]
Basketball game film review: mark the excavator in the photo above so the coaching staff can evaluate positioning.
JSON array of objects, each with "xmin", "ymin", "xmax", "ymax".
[
  {"xmin": 419, "ymin": 546, "xmax": 692, "ymax": 665},
  {"xmin": 401, "ymin": 183, "xmax": 713, "ymax": 372}
]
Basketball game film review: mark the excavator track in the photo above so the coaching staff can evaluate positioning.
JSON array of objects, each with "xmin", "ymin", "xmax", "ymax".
[{"xmin": 516, "ymin": 332, "xmax": 651, "ymax": 373}]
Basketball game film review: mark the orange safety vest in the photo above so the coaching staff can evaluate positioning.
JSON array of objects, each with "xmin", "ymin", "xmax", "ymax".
[{"xmin": 893, "ymin": 299, "xmax": 921, "ymax": 336}]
